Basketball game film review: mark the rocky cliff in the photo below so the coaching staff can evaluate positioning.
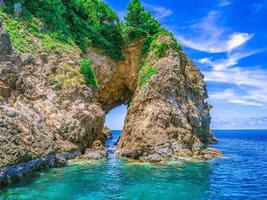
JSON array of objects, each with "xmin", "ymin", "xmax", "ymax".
[
  {"xmin": 0, "ymin": 7, "xmax": 222, "ymax": 185},
  {"xmin": 116, "ymin": 35, "xmax": 222, "ymax": 162},
  {"xmin": 0, "ymin": 23, "xmax": 106, "ymax": 170}
]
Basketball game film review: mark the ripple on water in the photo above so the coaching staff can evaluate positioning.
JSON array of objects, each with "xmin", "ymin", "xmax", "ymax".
[{"xmin": 1, "ymin": 130, "xmax": 267, "ymax": 200}]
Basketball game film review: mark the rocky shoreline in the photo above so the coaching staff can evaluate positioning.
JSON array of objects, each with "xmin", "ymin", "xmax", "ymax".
[
  {"xmin": 0, "ymin": 151, "xmax": 81, "ymax": 187},
  {"xmin": 0, "ymin": 4, "xmax": 223, "ymax": 187}
]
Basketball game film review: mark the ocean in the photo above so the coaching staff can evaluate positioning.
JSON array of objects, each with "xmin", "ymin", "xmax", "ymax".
[{"xmin": 0, "ymin": 130, "xmax": 267, "ymax": 200}]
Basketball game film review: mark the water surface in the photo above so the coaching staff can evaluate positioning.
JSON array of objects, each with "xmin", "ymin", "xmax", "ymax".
[{"xmin": 1, "ymin": 130, "xmax": 267, "ymax": 199}]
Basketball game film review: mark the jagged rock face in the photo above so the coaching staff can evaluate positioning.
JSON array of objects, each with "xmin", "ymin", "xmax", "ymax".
[
  {"xmin": 0, "ymin": 22, "xmax": 12, "ymax": 55},
  {"xmin": 87, "ymin": 41, "xmax": 142, "ymax": 112},
  {"xmin": 116, "ymin": 35, "xmax": 221, "ymax": 162},
  {"xmin": 0, "ymin": 26, "xmax": 105, "ymax": 168},
  {"xmin": 0, "ymin": 24, "xmax": 221, "ymax": 169}
]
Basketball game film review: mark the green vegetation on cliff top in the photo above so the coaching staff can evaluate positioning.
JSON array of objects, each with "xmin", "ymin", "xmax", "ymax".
[
  {"xmin": 0, "ymin": 0, "xmax": 182, "ymax": 59},
  {"xmin": 0, "ymin": 0, "xmax": 124, "ymax": 59},
  {"xmin": 0, "ymin": 0, "xmax": 182, "ymax": 88}
]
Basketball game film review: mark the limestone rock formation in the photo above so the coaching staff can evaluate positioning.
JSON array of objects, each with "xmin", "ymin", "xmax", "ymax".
[
  {"xmin": 0, "ymin": 26, "xmax": 105, "ymax": 169},
  {"xmin": 14, "ymin": 3, "xmax": 22, "ymax": 17},
  {"xmin": 0, "ymin": 0, "xmax": 224, "ymax": 187},
  {"xmin": 87, "ymin": 40, "xmax": 142, "ymax": 112},
  {"xmin": 0, "ymin": 24, "xmax": 221, "ymax": 174},
  {"xmin": 116, "ymin": 35, "xmax": 222, "ymax": 162},
  {"xmin": 102, "ymin": 127, "xmax": 113, "ymax": 139}
]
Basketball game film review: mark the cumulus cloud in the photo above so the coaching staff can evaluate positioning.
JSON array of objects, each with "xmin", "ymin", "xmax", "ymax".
[
  {"xmin": 177, "ymin": 9, "xmax": 266, "ymax": 108},
  {"xmin": 143, "ymin": 3, "xmax": 173, "ymax": 20}
]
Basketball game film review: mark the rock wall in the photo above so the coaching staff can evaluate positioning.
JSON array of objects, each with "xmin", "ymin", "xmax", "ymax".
[
  {"xmin": 0, "ymin": 25, "xmax": 106, "ymax": 170},
  {"xmin": 0, "ymin": 23, "xmax": 221, "ymax": 184},
  {"xmin": 88, "ymin": 40, "xmax": 142, "ymax": 112},
  {"xmin": 0, "ymin": 151, "xmax": 81, "ymax": 186},
  {"xmin": 116, "ymin": 35, "xmax": 222, "ymax": 162}
]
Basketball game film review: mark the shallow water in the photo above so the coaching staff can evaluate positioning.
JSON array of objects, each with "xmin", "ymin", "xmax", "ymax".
[{"xmin": 1, "ymin": 130, "xmax": 267, "ymax": 200}]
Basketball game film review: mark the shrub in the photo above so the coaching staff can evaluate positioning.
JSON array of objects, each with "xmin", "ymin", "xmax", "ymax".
[
  {"xmin": 124, "ymin": 0, "xmax": 182, "ymax": 57},
  {"xmin": 124, "ymin": 0, "xmax": 160, "ymax": 46},
  {"xmin": 1, "ymin": 0, "xmax": 182, "ymax": 61},
  {"xmin": 1, "ymin": 0, "xmax": 125, "ymax": 60},
  {"xmin": 138, "ymin": 65, "xmax": 157, "ymax": 87},
  {"xmin": 154, "ymin": 42, "xmax": 169, "ymax": 58},
  {"xmin": 80, "ymin": 59, "xmax": 98, "ymax": 89}
]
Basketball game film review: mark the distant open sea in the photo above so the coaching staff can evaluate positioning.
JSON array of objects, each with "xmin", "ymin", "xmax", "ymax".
[{"xmin": 1, "ymin": 130, "xmax": 267, "ymax": 200}]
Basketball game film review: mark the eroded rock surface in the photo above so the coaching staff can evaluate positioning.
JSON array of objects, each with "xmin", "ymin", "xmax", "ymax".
[
  {"xmin": 0, "ymin": 26, "xmax": 105, "ymax": 169},
  {"xmin": 116, "ymin": 35, "xmax": 222, "ymax": 162},
  {"xmin": 88, "ymin": 40, "xmax": 142, "ymax": 112},
  {"xmin": 0, "ymin": 24, "xmax": 221, "ymax": 176}
]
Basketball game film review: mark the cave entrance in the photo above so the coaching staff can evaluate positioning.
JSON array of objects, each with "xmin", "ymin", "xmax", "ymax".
[{"xmin": 104, "ymin": 105, "xmax": 128, "ymax": 155}]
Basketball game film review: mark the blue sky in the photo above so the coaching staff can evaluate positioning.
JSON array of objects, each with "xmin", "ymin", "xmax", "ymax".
[{"xmin": 104, "ymin": 0, "xmax": 267, "ymax": 130}]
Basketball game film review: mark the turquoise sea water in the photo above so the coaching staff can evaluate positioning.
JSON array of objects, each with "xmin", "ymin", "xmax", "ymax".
[{"xmin": 1, "ymin": 130, "xmax": 267, "ymax": 200}]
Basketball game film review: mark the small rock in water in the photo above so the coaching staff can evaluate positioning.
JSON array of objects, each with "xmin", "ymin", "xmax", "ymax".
[
  {"xmin": 78, "ymin": 149, "xmax": 107, "ymax": 160},
  {"xmin": 102, "ymin": 127, "xmax": 113, "ymax": 139}
]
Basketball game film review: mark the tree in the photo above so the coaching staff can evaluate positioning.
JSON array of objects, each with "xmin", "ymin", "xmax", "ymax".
[
  {"xmin": 125, "ymin": 0, "xmax": 145, "ymax": 27},
  {"xmin": 124, "ymin": 0, "xmax": 160, "ymax": 41},
  {"xmin": 80, "ymin": 59, "xmax": 98, "ymax": 89}
]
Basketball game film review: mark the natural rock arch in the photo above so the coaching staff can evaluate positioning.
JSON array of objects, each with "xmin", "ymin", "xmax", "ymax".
[
  {"xmin": 87, "ymin": 40, "xmax": 142, "ymax": 112},
  {"xmin": 0, "ymin": 26, "xmax": 221, "ymax": 174},
  {"xmin": 89, "ymin": 35, "xmax": 222, "ymax": 162}
]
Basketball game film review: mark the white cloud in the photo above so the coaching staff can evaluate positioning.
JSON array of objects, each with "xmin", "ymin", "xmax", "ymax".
[
  {"xmin": 206, "ymin": 67, "xmax": 267, "ymax": 107},
  {"xmin": 143, "ymin": 3, "xmax": 173, "ymax": 20},
  {"xmin": 200, "ymin": 47, "xmax": 267, "ymax": 107},
  {"xmin": 199, "ymin": 50, "xmax": 258, "ymax": 71},
  {"xmin": 218, "ymin": 0, "xmax": 231, "ymax": 7},
  {"xmin": 209, "ymin": 89, "xmax": 264, "ymax": 107},
  {"xmin": 177, "ymin": 30, "xmax": 253, "ymax": 53},
  {"xmin": 176, "ymin": 11, "xmax": 254, "ymax": 53},
  {"xmin": 212, "ymin": 116, "xmax": 267, "ymax": 129},
  {"xmin": 175, "ymin": 8, "xmax": 265, "ymax": 108},
  {"xmin": 227, "ymin": 33, "xmax": 254, "ymax": 52}
]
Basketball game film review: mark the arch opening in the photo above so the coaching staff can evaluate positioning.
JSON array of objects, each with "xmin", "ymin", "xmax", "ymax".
[{"xmin": 104, "ymin": 104, "xmax": 128, "ymax": 155}]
